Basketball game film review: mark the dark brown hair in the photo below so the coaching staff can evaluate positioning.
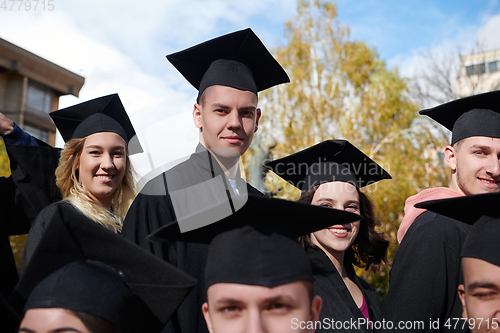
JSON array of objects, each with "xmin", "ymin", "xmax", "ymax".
[
  {"xmin": 73, "ymin": 311, "xmax": 122, "ymax": 333},
  {"xmin": 298, "ymin": 185, "xmax": 390, "ymax": 272}
]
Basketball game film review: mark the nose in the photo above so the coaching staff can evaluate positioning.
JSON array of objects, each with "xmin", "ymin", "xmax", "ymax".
[
  {"xmin": 101, "ymin": 153, "xmax": 115, "ymax": 170},
  {"xmin": 245, "ymin": 310, "xmax": 266, "ymax": 333},
  {"xmin": 485, "ymin": 155, "xmax": 500, "ymax": 178},
  {"xmin": 227, "ymin": 110, "xmax": 242, "ymax": 130}
]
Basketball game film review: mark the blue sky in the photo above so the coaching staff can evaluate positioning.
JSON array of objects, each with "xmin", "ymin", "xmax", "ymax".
[
  {"xmin": 336, "ymin": 0, "xmax": 500, "ymax": 61},
  {"xmin": 1, "ymin": 0, "xmax": 499, "ymax": 178}
]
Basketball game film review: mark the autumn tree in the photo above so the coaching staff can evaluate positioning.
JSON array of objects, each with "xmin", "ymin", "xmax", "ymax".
[{"xmin": 246, "ymin": 0, "xmax": 450, "ymax": 299}]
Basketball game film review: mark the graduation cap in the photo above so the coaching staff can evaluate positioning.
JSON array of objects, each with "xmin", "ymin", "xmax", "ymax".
[
  {"xmin": 50, "ymin": 93, "xmax": 142, "ymax": 154},
  {"xmin": 149, "ymin": 194, "xmax": 360, "ymax": 289},
  {"xmin": 416, "ymin": 192, "xmax": 500, "ymax": 266},
  {"xmin": 414, "ymin": 191, "xmax": 500, "ymax": 225},
  {"xmin": 264, "ymin": 140, "xmax": 391, "ymax": 193},
  {"xmin": 419, "ymin": 90, "xmax": 500, "ymax": 145},
  {"xmin": 12, "ymin": 203, "xmax": 196, "ymax": 333},
  {"xmin": 167, "ymin": 28, "xmax": 290, "ymax": 102}
]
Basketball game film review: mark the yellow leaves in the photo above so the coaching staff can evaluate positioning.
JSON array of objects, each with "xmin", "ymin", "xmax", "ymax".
[
  {"xmin": 0, "ymin": 138, "xmax": 11, "ymax": 177},
  {"xmin": 254, "ymin": 0, "xmax": 450, "ymax": 298}
]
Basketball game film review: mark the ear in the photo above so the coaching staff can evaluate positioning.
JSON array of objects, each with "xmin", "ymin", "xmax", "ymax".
[
  {"xmin": 308, "ymin": 295, "xmax": 322, "ymax": 332},
  {"xmin": 202, "ymin": 302, "xmax": 214, "ymax": 333},
  {"xmin": 254, "ymin": 108, "xmax": 262, "ymax": 133},
  {"xmin": 457, "ymin": 284, "xmax": 468, "ymax": 320},
  {"xmin": 193, "ymin": 103, "xmax": 203, "ymax": 130},
  {"xmin": 444, "ymin": 145, "xmax": 457, "ymax": 171}
]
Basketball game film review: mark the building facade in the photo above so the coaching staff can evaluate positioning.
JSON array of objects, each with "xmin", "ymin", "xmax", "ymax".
[
  {"xmin": 0, "ymin": 37, "xmax": 84, "ymax": 145},
  {"xmin": 455, "ymin": 49, "xmax": 500, "ymax": 97}
]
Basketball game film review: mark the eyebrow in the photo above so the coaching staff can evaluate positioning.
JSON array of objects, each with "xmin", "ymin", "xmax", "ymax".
[
  {"xmin": 315, "ymin": 198, "xmax": 359, "ymax": 205},
  {"xmin": 469, "ymin": 144, "xmax": 491, "ymax": 151},
  {"xmin": 18, "ymin": 329, "xmax": 84, "ymax": 333},
  {"xmin": 263, "ymin": 295, "xmax": 297, "ymax": 305},
  {"xmin": 214, "ymin": 298, "xmax": 243, "ymax": 305},
  {"xmin": 84, "ymin": 145, "xmax": 125, "ymax": 150},
  {"xmin": 468, "ymin": 281, "xmax": 499, "ymax": 290},
  {"xmin": 210, "ymin": 103, "xmax": 256, "ymax": 111}
]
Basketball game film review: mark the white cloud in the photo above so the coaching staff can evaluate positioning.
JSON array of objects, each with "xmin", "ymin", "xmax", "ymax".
[{"xmin": 0, "ymin": 1, "xmax": 294, "ymax": 180}]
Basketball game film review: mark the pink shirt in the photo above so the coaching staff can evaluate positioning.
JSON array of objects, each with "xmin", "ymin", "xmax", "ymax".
[{"xmin": 359, "ymin": 293, "xmax": 369, "ymax": 321}]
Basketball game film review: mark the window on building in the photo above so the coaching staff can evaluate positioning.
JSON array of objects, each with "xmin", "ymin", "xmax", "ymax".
[
  {"xmin": 25, "ymin": 80, "xmax": 52, "ymax": 113},
  {"xmin": 23, "ymin": 123, "xmax": 49, "ymax": 143},
  {"xmin": 488, "ymin": 60, "xmax": 499, "ymax": 73},
  {"xmin": 466, "ymin": 63, "xmax": 486, "ymax": 76}
]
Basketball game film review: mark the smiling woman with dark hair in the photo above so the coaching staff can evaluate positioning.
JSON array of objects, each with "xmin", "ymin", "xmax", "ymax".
[{"xmin": 265, "ymin": 140, "xmax": 391, "ymax": 332}]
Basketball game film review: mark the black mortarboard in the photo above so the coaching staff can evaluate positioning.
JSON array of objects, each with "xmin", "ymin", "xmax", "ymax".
[
  {"xmin": 415, "ymin": 191, "xmax": 500, "ymax": 225},
  {"xmin": 419, "ymin": 90, "xmax": 500, "ymax": 145},
  {"xmin": 12, "ymin": 203, "xmax": 196, "ymax": 333},
  {"xmin": 416, "ymin": 192, "xmax": 500, "ymax": 266},
  {"xmin": 167, "ymin": 28, "xmax": 290, "ymax": 102},
  {"xmin": 50, "ymin": 94, "xmax": 142, "ymax": 154},
  {"xmin": 462, "ymin": 216, "xmax": 500, "ymax": 267},
  {"xmin": 264, "ymin": 140, "xmax": 391, "ymax": 192},
  {"xmin": 149, "ymin": 195, "xmax": 360, "ymax": 289}
]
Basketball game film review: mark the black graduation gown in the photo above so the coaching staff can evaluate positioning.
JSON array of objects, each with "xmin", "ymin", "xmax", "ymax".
[
  {"xmin": 0, "ymin": 176, "xmax": 30, "ymax": 300},
  {"xmin": 382, "ymin": 211, "xmax": 471, "ymax": 333},
  {"xmin": 307, "ymin": 247, "xmax": 381, "ymax": 333},
  {"xmin": 5, "ymin": 142, "xmax": 62, "ymax": 223},
  {"xmin": 122, "ymin": 144, "xmax": 263, "ymax": 333},
  {"xmin": 20, "ymin": 201, "xmax": 71, "ymax": 273}
]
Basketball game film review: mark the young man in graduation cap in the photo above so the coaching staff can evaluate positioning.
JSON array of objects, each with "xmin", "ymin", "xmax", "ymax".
[
  {"xmin": 416, "ymin": 192, "xmax": 500, "ymax": 333},
  {"xmin": 148, "ymin": 195, "xmax": 361, "ymax": 333},
  {"xmin": 121, "ymin": 29, "xmax": 289, "ymax": 333},
  {"xmin": 382, "ymin": 90, "xmax": 500, "ymax": 332}
]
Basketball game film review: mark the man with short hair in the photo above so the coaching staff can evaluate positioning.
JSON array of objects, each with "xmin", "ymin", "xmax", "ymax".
[
  {"xmin": 122, "ymin": 29, "xmax": 289, "ymax": 333},
  {"xmin": 383, "ymin": 91, "xmax": 500, "ymax": 332},
  {"xmin": 149, "ymin": 195, "xmax": 360, "ymax": 333}
]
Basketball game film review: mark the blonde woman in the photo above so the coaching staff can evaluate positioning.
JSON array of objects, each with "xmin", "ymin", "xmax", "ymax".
[{"xmin": 21, "ymin": 94, "xmax": 140, "ymax": 272}]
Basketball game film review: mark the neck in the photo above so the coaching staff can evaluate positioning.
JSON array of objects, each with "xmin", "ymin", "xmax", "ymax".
[
  {"xmin": 448, "ymin": 173, "xmax": 466, "ymax": 195},
  {"xmin": 204, "ymin": 147, "xmax": 240, "ymax": 179},
  {"xmin": 311, "ymin": 235, "xmax": 347, "ymax": 277}
]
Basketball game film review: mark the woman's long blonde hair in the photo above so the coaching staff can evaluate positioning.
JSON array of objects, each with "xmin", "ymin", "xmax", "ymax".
[{"xmin": 55, "ymin": 137, "xmax": 137, "ymax": 232}]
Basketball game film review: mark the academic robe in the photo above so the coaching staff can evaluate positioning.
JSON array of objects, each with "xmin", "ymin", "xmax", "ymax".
[
  {"xmin": 122, "ymin": 144, "xmax": 263, "ymax": 333},
  {"xmin": 5, "ymin": 142, "xmax": 62, "ymax": 223},
  {"xmin": 382, "ymin": 211, "xmax": 471, "ymax": 333},
  {"xmin": 20, "ymin": 201, "xmax": 73, "ymax": 273},
  {"xmin": 307, "ymin": 247, "xmax": 381, "ymax": 333},
  {"xmin": 0, "ymin": 176, "xmax": 30, "ymax": 300}
]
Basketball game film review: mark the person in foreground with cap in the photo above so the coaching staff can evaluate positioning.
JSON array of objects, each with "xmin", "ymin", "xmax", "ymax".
[
  {"xmin": 121, "ymin": 28, "xmax": 289, "ymax": 333},
  {"xmin": 265, "ymin": 140, "xmax": 391, "ymax": 332},
  {"xmin": 11, "ymin": 202, "xmax": 196, "ymax": 333},
  {"xmin": 382, "ymin": 90, "xmax": 500, "ymax": 332},
  {"xmin": 416, "ymin": 192, "xmax": 500, "ymax": 333},
  {"xmin": 21, "ymin": 94, "xmax": 140, "ymax": 272},
  {"xmin": 149, "ymin": 195, "xmax": 361, "ymax": 333}
]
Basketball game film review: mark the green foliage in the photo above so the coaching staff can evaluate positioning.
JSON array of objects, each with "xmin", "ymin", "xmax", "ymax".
[{"xmin": 251, "ymin": 0, "xmax": 450, "ymax": 299}]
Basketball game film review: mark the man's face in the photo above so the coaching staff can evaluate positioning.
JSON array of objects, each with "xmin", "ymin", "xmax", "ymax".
[
  {"xmin": 194, "ymin": 85, "xmax": 261, "ymax": 160},
  {"xmin": 458, "ymin": 257, "xmax": 500, "ymax": 333},
  {"xmin": 445, "ymin": 136, "xmax": 500, "ymax": 195},
  {"xmin": 202, "ymin": 281, "xmax": 321, "ymax": 333}
]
